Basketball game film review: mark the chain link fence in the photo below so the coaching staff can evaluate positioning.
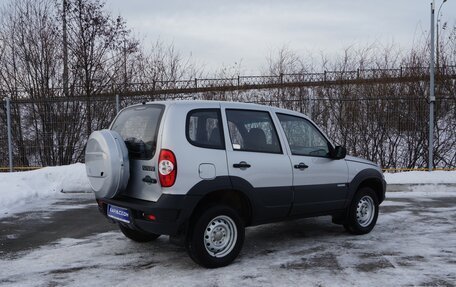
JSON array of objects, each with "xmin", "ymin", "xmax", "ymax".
[{"xmin": 1, "ymin": 72, "xmax": 455, "ymax": 171}]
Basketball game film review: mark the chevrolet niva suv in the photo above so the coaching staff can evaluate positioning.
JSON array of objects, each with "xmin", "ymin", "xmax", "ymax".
[{"xmin": 85, "ymin": 100, "xmax": 386, "ymax": 268}]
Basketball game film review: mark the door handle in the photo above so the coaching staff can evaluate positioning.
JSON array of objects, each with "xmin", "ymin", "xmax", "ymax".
[
  {"xmin": 233, "ymin": 161, "xmax": 251, "ymax": 169},
  {"xmin": 294, "ymin": 162, "xmax": 309, "ymax": 169}
]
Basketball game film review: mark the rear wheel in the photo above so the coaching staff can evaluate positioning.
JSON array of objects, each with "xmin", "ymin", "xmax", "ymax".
[
  {"xmin": 186, "ymin": 205, "xmax": 244, "ymax": 268},
  {"xmin": 344, "ymin": 187, "xmax": 379, "ymax": 235},
  {"xmin": 118, "ymin": 224, "xmax": 160, "ymax": 242}
]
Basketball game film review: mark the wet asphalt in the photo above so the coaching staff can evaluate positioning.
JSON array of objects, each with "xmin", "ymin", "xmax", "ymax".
[
  {"xmin": 0, "ymin": 186, "xmax": 454, "ymax": 257},
  {"xmin": 0, "ymin": 186, "xmax": 455, "ymax": 287},
  {"xmin": 0, "ymin": 195, "xmax": 116, "ymax": 257}
]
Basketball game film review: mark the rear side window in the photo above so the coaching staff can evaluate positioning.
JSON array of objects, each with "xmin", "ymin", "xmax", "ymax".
[
  {"xmin": 226, "ymin": 109, "xmax": 282, "ymax": 154},
  {"xmin": 186, "ymin": 109, "xmax": 225, "ymax": 149},
  {"xmin": 111, "ymin": 104, "xmax": 164, "ymax": 160}
]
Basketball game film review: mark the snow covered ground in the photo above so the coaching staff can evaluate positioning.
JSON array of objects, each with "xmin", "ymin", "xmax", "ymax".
[
  {"xmin": 0, "ymin": 164, "xmax": 455, "ymax": 219},
  {"xmin": 0, "ymin": 165, "xmax": 456, "ymax": 286},
  {"xmin": 0, "ymin": 190, "xmax": 455, "ymax": 286},
  {"xmin": 384, "ymin": 170, "xmax": 456, "ymax": 184},
  {"xmin": 0, "ymin": 164, "xmax": 91, "ymax": 218}
]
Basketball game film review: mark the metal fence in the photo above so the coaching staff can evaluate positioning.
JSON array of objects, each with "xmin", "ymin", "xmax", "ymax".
[
  {"xmin": 1, "ymin": 69, "xmax": 455, "ymax": 171},
  {"xmin": 4, "ymin": 66, "xmax": 455, "ymax": 100}
]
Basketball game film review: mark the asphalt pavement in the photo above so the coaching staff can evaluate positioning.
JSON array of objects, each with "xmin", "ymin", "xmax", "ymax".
[
  {"xmin": 0, "ymin": 187, "xmax": 455, "ymax": 286},
  {"xmin": 0, "ymin": 195, "xmax": 116, "ymax": 257}
]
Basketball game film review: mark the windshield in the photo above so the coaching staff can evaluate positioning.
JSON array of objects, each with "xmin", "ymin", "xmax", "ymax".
[{"xmin": 111, "ymin": 104, "xmax": 164, "ymax": 160}]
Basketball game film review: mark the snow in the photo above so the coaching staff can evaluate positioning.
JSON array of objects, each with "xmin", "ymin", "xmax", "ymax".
[
  {"xmin": 384, "ymin": 170, "xmax": 456, "ymax": 185},
  {"xmin": 387, "ymin": 184, "xmax": 456, "ymax": 198},
  {"xmin": 0, "ymin": 163, "xmax": 91, "ymax": 217},
  {"xmin": 1, "ymin": 165, "xmax": 456, "ymax": 285},
  {"xmin": 1, "ymin": 190, "xmax": 455, "ymax": 286},
  {"xmin": 1, "ymin": 164, "xmax": 455, "ymax": 219}
]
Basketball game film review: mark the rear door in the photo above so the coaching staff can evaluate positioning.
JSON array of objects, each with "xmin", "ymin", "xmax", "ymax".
[
  {"xmin": 221, "ymin": 105, "xmax": 293, "ymax": 223},
  {"xmin": 275, "ymin": 113, "xmax": 349, "ymax": 215},
  {"xmin": 110, "ymin": 104, "xmax": 164, "ymax": 201}
]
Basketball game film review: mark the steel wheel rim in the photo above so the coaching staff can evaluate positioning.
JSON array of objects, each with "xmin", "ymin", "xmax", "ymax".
[
  {"xmin": 204, "ymin": 215, "xmax": 237, "ymax": 258},
  {"xmin": 356, "ymin": 195, "xmax": 375, "ymax": 227}
]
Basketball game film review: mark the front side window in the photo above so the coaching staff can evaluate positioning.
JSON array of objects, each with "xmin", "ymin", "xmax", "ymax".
[
  {"xmin": 111, "ymin": 104, "xmax": 164, "ymax": 160},
  {"xmin": 277, "ymin": 113, "xmax": 330, "ymax": 157},
  {"xmin": 186, "ymin": 109, "xmax": 224, "ymax": 149},
  {"xmin": 226, "ymin": 109, "xmax": 281, "ymax": 154}
]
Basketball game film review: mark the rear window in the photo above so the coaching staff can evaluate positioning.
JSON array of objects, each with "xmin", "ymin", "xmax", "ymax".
[{"xmin": 111, "ymin": 104, "xmax": 164, "ymax": 160}]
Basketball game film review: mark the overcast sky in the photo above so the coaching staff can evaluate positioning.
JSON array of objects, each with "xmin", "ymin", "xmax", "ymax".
[
  {"xmin": 4, "ymin": 0, "xmax": 455, "ymax": 74},
  {"xmin": 104, "ymin": 0, "xmax": 456, "ymax": 73}
]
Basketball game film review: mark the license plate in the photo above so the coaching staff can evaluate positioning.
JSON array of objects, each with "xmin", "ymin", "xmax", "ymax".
[{"xmin": 107, "ymin": 204, "xmax": 130, "ymax": 223}]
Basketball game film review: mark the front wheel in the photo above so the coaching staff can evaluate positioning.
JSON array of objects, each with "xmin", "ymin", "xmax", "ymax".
[
  {"xmin": 118, "ymin": 224, "xmax": 160, "ymax": 242},
  {"xmin": 186, "ymin": 205, "xmax": 245, "ymax": 268},
  {"xmin": 344, "ymin": 187, "xmax": 379, "ymax": 235}
]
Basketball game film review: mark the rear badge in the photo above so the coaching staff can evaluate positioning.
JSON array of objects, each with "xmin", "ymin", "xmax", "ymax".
[{"xmin": 142, "ymin": 165, "xmax": 155, "ymax": 172}]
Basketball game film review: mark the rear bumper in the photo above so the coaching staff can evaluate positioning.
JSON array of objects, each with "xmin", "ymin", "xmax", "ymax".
[{"xmin": 97, "ymin": 194, "xmax": 201, "ymax": 236}]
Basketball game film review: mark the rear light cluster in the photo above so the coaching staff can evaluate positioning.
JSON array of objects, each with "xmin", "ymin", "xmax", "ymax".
[
  {"xmin": 142, "ymin": 213, "xmax": 156, "ymax": 221},
  {"xmin": 158, "ymin": 149, "xmax": 177, "ymax": 187}
]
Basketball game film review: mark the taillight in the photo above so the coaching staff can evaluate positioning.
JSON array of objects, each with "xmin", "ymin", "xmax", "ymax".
[
  {"xmin": 142, "ymin": 213, "xmax": 156, "ymax": 221},
  {"xmin": 158, "ymin": 149, "xmax": 177, "ymax": 187}
]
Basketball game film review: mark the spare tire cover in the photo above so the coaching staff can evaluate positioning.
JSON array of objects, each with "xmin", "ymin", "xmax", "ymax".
[{"xmin": 85, "ymin": 129, "xmax": 129, "ymax": 198}]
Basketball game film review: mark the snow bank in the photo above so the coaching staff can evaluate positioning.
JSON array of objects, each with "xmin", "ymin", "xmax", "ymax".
[
  {"xmin": 0, "ymin": 163, "xmax": 91, "ymax": 215},
  {"xmin": 1, "ymin": 164, "xmax": 454, "ymax": 217},
  {"xmin": 384, "ymin": 170, "xmax": 456, "ymax": 184}
]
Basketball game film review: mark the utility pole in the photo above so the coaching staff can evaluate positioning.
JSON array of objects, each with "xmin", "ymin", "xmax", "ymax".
[
  {"xmin": 5, "ymin": 97, "xmax": 13, "ymax": 172},
  {"xmin": 63, "ymin": 0, "xmax": 69, "ymax": 97},
  {"xmin": 436, "ymin": 14, "xmax": 440, "ymax": 70},
  {"xmin": 429, "ymin": 1, "xmax": 435, "ymax": 171},
  {"xmin": 436, "ymin": 0, "xmax": 447, "ymax": 71},
  {"xmin": 124, "ymin": 38, "xmax": 128, "ymax": 91}
]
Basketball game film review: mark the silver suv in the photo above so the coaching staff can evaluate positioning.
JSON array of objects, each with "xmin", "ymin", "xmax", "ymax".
[{"xmin": 85, "ymin": 100, "xmax": 386, "ymax": 268}]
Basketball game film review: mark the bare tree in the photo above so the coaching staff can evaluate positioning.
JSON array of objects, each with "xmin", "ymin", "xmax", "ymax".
[
  {"xmin": 0, "ymin": 0, "xmax": 454, "ymax": 170},
  {"xmin": 261, "ymin": 41, "xmax": 455, "ymax": 169},
  {"xmin": 64, "ymin": 0, "xmax": 137, "ymax": 135}
]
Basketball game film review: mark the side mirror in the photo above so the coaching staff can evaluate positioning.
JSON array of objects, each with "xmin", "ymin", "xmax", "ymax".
[{"xmin": 332, "ymin": 146, "xmax": 346, "ymax": 159}]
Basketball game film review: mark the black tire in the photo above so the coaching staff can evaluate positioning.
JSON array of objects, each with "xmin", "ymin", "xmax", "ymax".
[
  {"xmin": 186, "ymin": 205, "xmax": 245, "ymax": 268},
  {"xmin": 118, "ymin": 224, "xmax": 160, "ymax": 242},
  {"xmin": 344, "ymin": 187, "xmax": 379, "ymax": 235}
]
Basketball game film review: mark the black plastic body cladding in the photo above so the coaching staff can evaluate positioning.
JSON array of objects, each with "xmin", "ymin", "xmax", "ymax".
[
  {"xmin": 98, "ymin": 171, "xmax": 385, "ymax": 236},
  {"xmin": 99, "ymin": 194, "xmax": 200, "ymax": 236},
  {"xmin": 346, "ymin": 168, "xmax": 386, "ymax": 205}
]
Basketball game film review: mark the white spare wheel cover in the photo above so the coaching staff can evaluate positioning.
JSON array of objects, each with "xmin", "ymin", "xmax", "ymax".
[{"xmin": 85, "ymin": 129, "xmax": 130, "ymax": 198}]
